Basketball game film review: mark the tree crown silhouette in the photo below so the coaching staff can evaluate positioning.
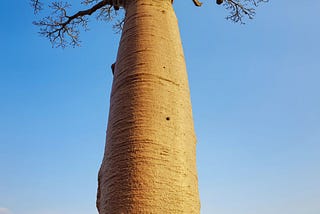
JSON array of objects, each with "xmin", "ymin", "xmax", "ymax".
[{"xmin": 32, "ymin": 0, "xmax": 268, "ymax": 48}]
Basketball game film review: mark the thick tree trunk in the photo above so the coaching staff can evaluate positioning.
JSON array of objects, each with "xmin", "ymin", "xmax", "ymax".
[{"xmin": 97, "ymin": 0, "xmax": 200, "ymax": 213}]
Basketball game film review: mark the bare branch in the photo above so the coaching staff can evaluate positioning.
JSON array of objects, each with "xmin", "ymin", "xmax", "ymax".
[
  {"xmin": 32, "ymin": 0, "xmax": 116, "ymax": 47},
  {"xmin": 113, "ymin": 18, "xmax": 125, "ymax": 33},
  {"xmin": 191, "ymin": 0, "xmax": 268, "ymax": 23},
  {"xmin": 82, "ymin": 0, "xmax": 99, "ymax": 5},
  {"xmin": 31, "ymin": 0, "xmax": 42, "ymax": 14},
  {"xmin": 96, "ymin": 5, "xmax": 115, "ymax": 21},
  {"xmin": 223, "ymin": 0, "xmax": 269, "ymax": 24}
]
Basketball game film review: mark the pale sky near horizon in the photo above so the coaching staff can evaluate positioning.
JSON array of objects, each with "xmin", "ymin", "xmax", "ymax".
[{"xmin": 1, "ymin": 1, "xmax": 320, "ymax": 214}]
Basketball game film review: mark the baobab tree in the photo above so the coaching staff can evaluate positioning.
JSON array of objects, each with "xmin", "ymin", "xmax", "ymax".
[{"xmin": 32, "ymin": 0, "xmax": 268, "ymax": 213}]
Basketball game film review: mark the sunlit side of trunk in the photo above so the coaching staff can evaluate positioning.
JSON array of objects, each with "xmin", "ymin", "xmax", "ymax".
[{"xmin": 97, "ymin": 0, "xmax": 200, "ymax": 213}]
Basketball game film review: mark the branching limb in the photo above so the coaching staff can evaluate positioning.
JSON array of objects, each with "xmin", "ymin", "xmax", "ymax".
[
  {"xmin": 31, "ymin": 0, "xmax": 42, "ymax": 14},
  {"xmin": 82, "ymin": 0, "xmax": 100, "ymax": 5},
  {"xmin": 96, "ymin": 5, "xmax": 115, "ymax": 21},
  {"xmin": 192, "ymin": 0, "xmax": 268, "ymax": 24},
  {"xmin": 113, "ymin": 18, "xmax": 125, "ymax": 33},
  {"xmin": 223, "ymin": 0, "xmax": 269, "ymax": 24},
  {"xmin": 32, "ymin": 0, "xmax": 120, "ymax": 48}
]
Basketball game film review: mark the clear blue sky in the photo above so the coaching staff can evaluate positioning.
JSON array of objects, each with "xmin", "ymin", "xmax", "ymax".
[{"xmin": 0, "ymin": 1, "xmax": 319, "ymax": 214}]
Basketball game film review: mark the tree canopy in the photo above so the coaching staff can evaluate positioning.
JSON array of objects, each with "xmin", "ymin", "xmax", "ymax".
[{"xmin": 32, "ymin": 0, "xmax": 268, "ymax": 48}]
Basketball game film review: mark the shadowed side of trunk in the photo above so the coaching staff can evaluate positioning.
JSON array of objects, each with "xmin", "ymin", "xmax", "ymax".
[{"xmin": 97, "ymin": 0, "xmax": 200, "ymax": 213}]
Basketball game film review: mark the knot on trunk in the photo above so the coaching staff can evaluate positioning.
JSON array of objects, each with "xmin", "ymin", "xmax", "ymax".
[{"xmin": 112, "ymin": 0, "xmax": 124, "ymax": 10}]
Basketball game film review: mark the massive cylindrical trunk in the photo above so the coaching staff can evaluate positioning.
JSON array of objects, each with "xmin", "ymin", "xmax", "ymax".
[{"xmin": 97, "ymin": 0, "xmax": 200, "ymax": 213}]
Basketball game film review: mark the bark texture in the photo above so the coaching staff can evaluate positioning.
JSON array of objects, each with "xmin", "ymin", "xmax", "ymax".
[{"xmin": 97, "ymin": 0, "xmax": 200, "ymax": 213}]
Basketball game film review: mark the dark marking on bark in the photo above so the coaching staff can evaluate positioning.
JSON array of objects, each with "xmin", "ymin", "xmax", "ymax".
[
  {"xmin": 166, "ymin": 117, "xmax": 170, "ymax": 121},
  {"xmin": 158, "ymin": 76, "xmax": 179, "ymax": 86}
]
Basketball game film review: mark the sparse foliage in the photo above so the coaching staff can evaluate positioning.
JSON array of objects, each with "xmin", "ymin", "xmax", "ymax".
[{"xmin": 32, "ymin": 0, "xmax": 268, "ymax": 47}]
